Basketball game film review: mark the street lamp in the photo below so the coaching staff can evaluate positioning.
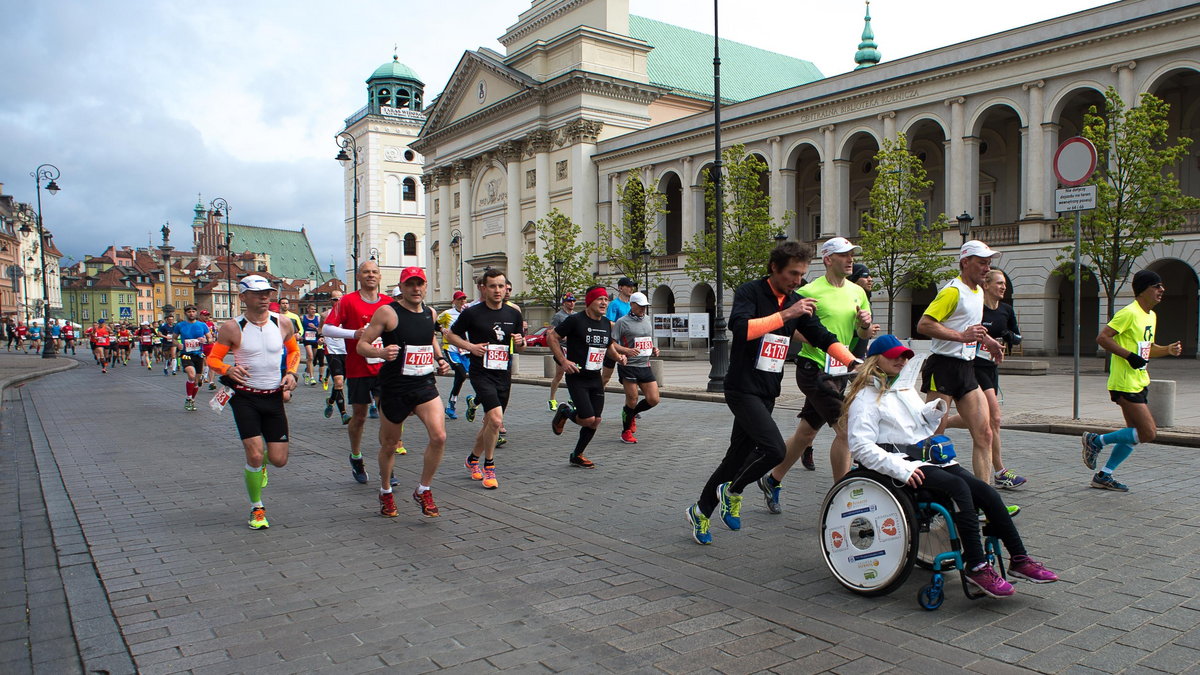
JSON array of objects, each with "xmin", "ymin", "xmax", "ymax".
[
  {"xmin": 552, "ymin": 257, "xmax": 564, "ymax": 307},
  {"xmin": 210, "ymin": 198, "xmax": 232, "ymax": 318},
  {"xmin": 774, "ymin": 230, "xmax": 788, "ymax": 244},
  {"xmin": 707, "ymin": 0, "xmax": 728, "ymax": 393},
  {"xmin": 30, "ymin": 164, "xmax": 61, "ymax": 358},
  {"xmin": 335, "ymin": 132, "xmax": 361, "ymax": 290},
  {"xmin": 449, "ymin": 228, "xmax": 463, "ymax": 292},
  {"xmin": 639, "ymin": 246, "xmax": 651, "ymax": 293},
  {"xmin": 368, "ymin": 247, "xmax": 380, "ymax": 261},
  {"xmin": 956, "ymin": 212, "xmax": 974, "ymax": 245}
]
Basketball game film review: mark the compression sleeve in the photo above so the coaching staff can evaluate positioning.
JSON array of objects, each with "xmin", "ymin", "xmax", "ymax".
[
  {"xmin": 321, "ymin": 323, "xmax": 357, "ymax": 339},
  {"xmin": 207, "ymin": 343, "xmax": 231, "ymax": 374},
  {"xmin": 826, "ymin": 342, "xmax": 856, "ymax": 367},
  {"xmin": 746, "ymin": 313, "xmax": 785, "ymax": 341},
  {"xmin": 284, "ymin": 335, "xmax": 300, "ymax": 373}
]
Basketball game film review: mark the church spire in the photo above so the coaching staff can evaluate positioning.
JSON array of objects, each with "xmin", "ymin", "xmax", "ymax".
[{"xmin": 854, "ymin": 1, "xmax": 881, "ymax": 70}]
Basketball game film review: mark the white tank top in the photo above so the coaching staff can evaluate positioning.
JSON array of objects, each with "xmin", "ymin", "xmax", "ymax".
[
  {"xmin": 931, "ymin": 277, "xmax": 984, "ymax": 360},
  {"xmin": 234, "ymin": 312, "xmax": 285, "ymax": 389}
]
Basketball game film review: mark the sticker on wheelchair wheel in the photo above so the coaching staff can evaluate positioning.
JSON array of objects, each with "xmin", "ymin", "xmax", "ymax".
[
  {"xmin": 876, "ymin": 514, "xmax": 901, "ymax": 542},
  {"xmin": 822, "ymin": 478, "xmax": 911, "ymax": 591},
  {"xmin": 828, "ymin": 526, "xmax": 847, "ymax": 551}
]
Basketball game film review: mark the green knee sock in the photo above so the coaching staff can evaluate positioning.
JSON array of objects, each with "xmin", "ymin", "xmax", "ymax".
[{"xmin": 244, "ymin": 464, "xmax": 265, "ymax": 505}]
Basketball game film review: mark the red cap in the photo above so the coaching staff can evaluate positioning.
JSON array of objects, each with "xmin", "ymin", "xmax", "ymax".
[
  {"xmin": 400, "ymin": 266, "xmax": 427, "ymax": 284},
  {"xmin": 453, "ymin": 290, "xmax": 467, "ymax": 300}
]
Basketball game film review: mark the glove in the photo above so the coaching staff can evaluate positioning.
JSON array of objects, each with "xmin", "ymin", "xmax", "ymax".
[{"xmin": 1125, "ymin": 352, "xmax": 1148, "ymax": 370}]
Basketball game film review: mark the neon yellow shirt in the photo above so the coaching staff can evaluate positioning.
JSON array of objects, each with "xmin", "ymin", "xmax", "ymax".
[
  {"xmin": 798, "ymin": 276, "xmax": 868, "ymax": 368},
  {"xmin": 1106, "ymin": 300, "xmax": 1155, "ymax": 393}
]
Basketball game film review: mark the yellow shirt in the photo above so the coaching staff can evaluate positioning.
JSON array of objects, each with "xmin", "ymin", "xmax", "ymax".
[{"xmin": 1106, "ymin": 301, "xmax": 1155, "ymax": 393}]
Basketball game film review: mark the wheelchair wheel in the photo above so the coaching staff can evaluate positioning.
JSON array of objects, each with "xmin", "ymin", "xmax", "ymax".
[
  {"xmin": 819, "ymin": 469, "xmax": 919, "ymax": 597},
  {"xmin": 916, "ymin": 512, "xmax": 952, "ymax": 570},
  {"xmin": 918, "ymin": 582, "xmax": 945, "ymax": 610}
]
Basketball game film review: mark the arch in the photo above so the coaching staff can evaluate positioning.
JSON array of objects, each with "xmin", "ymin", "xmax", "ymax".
[
  {"xmin": 1138, "ymin": 61, "xmax": 1200, "ymax": 100},
  {"xmin": 385, "ymin": 232, "xmax": 401, "ymax": 265},
  {"xmin": 842, "ymin": 132, "xmax": 881, "ymax": 236},
  {"xmin": 651, "ymin": 284, "xmax": 675, "ymax": 314},
  {"xmin": 384, "ymin": 175, "xmax": 402, "ymax": 214},
  {"xmin": 967, "ymin": 98, "xmax": 1026, "ymax": 138},
  {"xmin": 1046, "ymin": 82, "xmax": 1108, "ymax": 126},
  {"xmin": 1145, "ymin": 258, "xmax": 1199, "ymax": 357},
  {"xmin": 837, "ymin": 127, "xmax": 882, "ymax": 161},
  {"xmin": 791, "ymin": 142, "xmax": 823, "ymax": 241},
  {"xmin": 402, "ymin": 177, "xmax": 417, "ymax": 202},
  {"xmin": 784, "ymin": 138, "xmax": 823, "ymax": 167},
  {"xmin": 1048, "ymin": 263, "xmax": 1100, "ymax": 356},
  {"xmin": 657, "ymin": 171, "xmax": 684, "ymax": 255},
  {"xmin": 900, "ymin": 113, "xmax": 948, "ymax": 140},
  {"xmin": 688, "ymin": 283, "xmax": 715, "ymax": 315},
  {"xmin": 403, "ymin": 233, "xmax": 417, "ymax": 257}
]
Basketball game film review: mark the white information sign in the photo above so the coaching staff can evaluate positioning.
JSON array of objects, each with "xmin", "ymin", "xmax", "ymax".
[
  {"xmin": 1055, "ymin": 185, "xmax": 1098, "ymax": 212},
  {"xmin": 688, "ymin": 313, "xmax": 709, "ymax": 339}
]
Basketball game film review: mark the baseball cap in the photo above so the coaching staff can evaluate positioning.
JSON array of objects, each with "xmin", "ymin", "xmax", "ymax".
[
  {"xmin": 819, "ymin": 237, "xmax": 862, "ymax": 258},
  {"xmin": 452, "ymin": 290, "xmax": 467, "ymax": 300},
  {"xmin": 616, "ymin": 276, "xmax": 636, "ymax": 288},
  {"xmin": 867, "ymin": 335, "xmax": 915, "ymax": 360},
  {"xmin": 959, "ymin": 240, "xmax": 1000, "ymax": 261},
  {"xmin": 199, "ymin": 309, "xmax": 210, "ymax": 315},
  {"xmin": 562, "ymin": 294, "xmax": 576, "ymax": 303},
  {"xmin": 629, "ymin": 292, "xmax": 650, "ymax": 307},
  {"xmin": 239, "ymin": 274, "xmax": 273, "ymax": 292},
  {"xmin": 399, "ymin": 266, "xmax": 427, "ymax": 284},
  {"xmin": 848, "ymin": 263, "xmax": 871, "ymax": 282}
]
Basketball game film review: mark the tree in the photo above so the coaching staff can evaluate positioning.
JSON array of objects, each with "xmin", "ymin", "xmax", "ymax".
[
  {"xmin": 681, "ymin": 144, "xmax": 782, "ymax": 294},
  {"xmin": 859, "ymin": 133, "xmax": 955, "ymax": 332},
  {"xmin": 1059, "ymin": 87, "xmax": 1198, "ymax": 320},
  {"xmin": 595, "ymin": 167, "xmax": 666, "ymax": 288},
  {"xmin": 520, "ymin": 209, "xmax": 597, "ymax": 307}
]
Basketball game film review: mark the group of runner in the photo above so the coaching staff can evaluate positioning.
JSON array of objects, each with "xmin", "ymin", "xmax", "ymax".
[{"xmin": 4, "ymin": 318, "xmax": 77, "ymax": 355}]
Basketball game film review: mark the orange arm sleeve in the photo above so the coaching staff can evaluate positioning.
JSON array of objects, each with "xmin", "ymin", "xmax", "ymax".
[
  {"xmin": 284, "ymin": 335, "xmax": 300, "ymax": 373},
  {"xmin": 827, "ymin": 342, "xmax": 856, "ymax": 366},
  {"xmin": 207, "ymin": 343, "xmax": 231, "ymax": 375},
  {"xmin": 746, "ymin": 313, "xmax": 784, "ymax": 342}
]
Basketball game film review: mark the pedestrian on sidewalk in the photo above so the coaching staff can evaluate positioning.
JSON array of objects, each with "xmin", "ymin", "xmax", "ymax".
[
  {"xmin": 1082, "ymin": 269, "xmax": 1183, "ymax": 492},
  {"xmin": 613, "ymin": 292, "xmax": 659, "ymax": 444}
]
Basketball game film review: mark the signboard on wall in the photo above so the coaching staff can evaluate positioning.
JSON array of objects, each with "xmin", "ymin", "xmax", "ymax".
[{"xmin": 688, "ymin": 313, "xmax": 709, "ymax": 339}]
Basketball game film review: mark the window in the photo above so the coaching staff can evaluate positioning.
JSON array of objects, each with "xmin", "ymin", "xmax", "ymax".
[
  {"xmin": 403, "ymin": 233, "xmax": 417, "ymax": 256},
  {"xmin": 978, "ymin": 193, "xmax": 993, "ymax": 227},
  {"xmin": 82, "ymin": 309, "xmax": 89, "ymax": 320},
  {"xmin": 81, "ymin": 295, "xmax": 88, "ymax": 304},
  {"xmin": 402, "ymin": 178, "xmax": 416, "ymax": 201},
  {"xmin": 100, "ymin": 310, "xmax": 108, "ymax": 319},
  {"xmin": 100, "ymin": 294, "xmax": 107, "ymax": 304}
]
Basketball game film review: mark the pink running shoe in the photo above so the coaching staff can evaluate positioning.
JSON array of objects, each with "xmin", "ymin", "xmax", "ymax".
[
  {"xmin": 965, "ymin": 563, "xmax": 1015, "ymax": 597},
  {"xmin": 1009, "ymin": 555, "xmax": 1059, "ymax": 583}
]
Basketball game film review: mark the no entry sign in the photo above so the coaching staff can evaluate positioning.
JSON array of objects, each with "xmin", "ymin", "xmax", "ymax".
[{"xmin": 1053, "ymin": 137, "xmax": 1097, "ymax": 186}]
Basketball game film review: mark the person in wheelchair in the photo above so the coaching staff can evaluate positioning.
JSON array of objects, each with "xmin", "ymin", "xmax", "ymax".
[{"xmin": 841, "ymin": 335, "xmax": 1058, "ymax": 598}]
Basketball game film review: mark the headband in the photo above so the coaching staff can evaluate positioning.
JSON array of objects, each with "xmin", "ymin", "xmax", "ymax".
[{"xmin": 585, "ymin": 287, "xmax": 608, "ymax": 306}]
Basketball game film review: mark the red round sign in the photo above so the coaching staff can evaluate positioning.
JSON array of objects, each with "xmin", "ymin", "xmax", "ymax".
[{"xmin": 1053, "ymin": 137, "xmax": 1098, "ymax": 186}]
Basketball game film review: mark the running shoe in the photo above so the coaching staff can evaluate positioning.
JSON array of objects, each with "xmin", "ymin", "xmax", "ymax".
[
  {"xmin": 620, "ymin": 429, "xmax": 637, "ymax": 444},
  {"xmin": 322, "ymin": 377, "xmax": 329, "ymax": 391},
  {"xmin": 465, "ymin": 395, "xmax": 477, "ymax": 423},
  {"xmin": 102, "ymin": 367, "xmax": 107, "ymax": 374},
  {"xmin": 248, "ymin": 507, "xmax": 269, "ymax": 530},
  {"xmin": 801, "ymin": 446, "xmax": 815, "ymax": 471},
  {"xmin": 445, "ymin": 404, "xmax": 457, "ymax": 420},
  {"xmin": 994, "ymin": 469, "xmax": 1027, "ymax": 489},
  {"xmin": 552, "ymin": 402, "xmax": 572, "ymax": 436},
  {"xmin": 717, "ymin": 482, "xmax": 742, "ymax": 531},
  {"xmin": 495, "ymin": 433, "xmax": 506, "ymax": 448},
  {"xmin": 1091, "ymin": 472, "xmax": 1129, "ymax": 492},
  {"xmin": 978, "ymin": 505, "xmax": 1021, "ymax": 522},
  {"xmin": 395, "ymin": 443, "xmax": 407, "ymax": 455},
  {"xmin": 965, "ymin": 563, "xmax": 1014, "ymax": 597},
  {"xmin": 569, "ymin": 454, "xmax": 595, "ymax": 468},
  {"xmin": 208, "ymin": 383, "xmax": 217, "ymax": 391},
  {"xmin": 341, "ymin": 413, "xmax": 352, "ymax": 425},
  {"xmin": 390, "ymin": 471, "xmax": 399, "ymax": 487},
  {"xmin": 368, "ymin": 404, "xmax": 379, "ymax": 419},
  {"xmin": 686, "ymin": 504, "xmax": 712, "ymax": 545},
  {"xmin": 465, "ymin": 456, "xmax": 482, "ymax": 481},
  {"xmin": 1008, "ymin": 555, "xmax": 1059, "ymax": 583},
  {"xmin": 1081, "ymin": 432, "xmax": 1102, "ymax": 470},
  {"xmin": 349, "ymin": 456, "xmax": 368, "ymax": 484},
  {"xmin": 379, "ymin": 491, "xmax": 398, "ymax": 517},
  {"xmin": 756, "ymin": 476, "xmax": 782, "ymax": 515},
  {"xmin": 413, "ymin": 489, "xmax": 439, "ymax": 517},
  {"xmin": 164, "ymin": 366, "xmax": 169, "ymax": 376},
  {"xmin": 547, "ymin": 399, "xmax": 557, "ymax": 412},
  {"xmin": 324, "ymin": 400, "xmax": 333, "ymax": 418},
  {"xmin": 481, "ymin": 464, "xmax": 498, "ymax": 489}
]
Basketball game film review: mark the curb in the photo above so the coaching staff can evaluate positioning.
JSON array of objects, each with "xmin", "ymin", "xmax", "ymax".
[{"xmin": 0, "ymin": 358, "xmax": 79, "ymax": 399}]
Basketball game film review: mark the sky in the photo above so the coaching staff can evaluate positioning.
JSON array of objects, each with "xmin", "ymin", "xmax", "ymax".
[{"xmin": 0, "ymin": 0, "xmax": 1112, "ymax": 276}]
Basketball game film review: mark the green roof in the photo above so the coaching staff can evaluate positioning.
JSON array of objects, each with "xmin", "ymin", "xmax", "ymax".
[
  {"xmin": 369, "ymin": 56, "xmax": 423, "ymax": 85},
  {"xmin": 227, "ymin": 224, "xmax": 331, "ymax": 283},
  {"xmin": 628, "ymin": 15, "xmax": 823, "ymax": 102}
]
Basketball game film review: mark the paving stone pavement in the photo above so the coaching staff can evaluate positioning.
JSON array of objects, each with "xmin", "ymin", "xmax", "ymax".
[{"xmin": 4, "ymin": 353, "xmax": 1200, "ymax": 674}]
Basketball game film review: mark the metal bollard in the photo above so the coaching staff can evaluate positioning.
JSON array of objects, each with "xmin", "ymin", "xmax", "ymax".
[
  {"xmin": 1147, "ymin": 379, "xmax": 1176, "ymax": 427},
  {"xmin": 649, "ymin": 359, "xmax": 664, "ymax": 387},
  {"xmin": 544, "ymin": 354, "xmax": 556, "ymax": 377}
]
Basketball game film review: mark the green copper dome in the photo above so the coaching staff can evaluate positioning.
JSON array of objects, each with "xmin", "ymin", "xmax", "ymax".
[
  {"xmin": 369, "ymin": 55, "xmax": 423, "ymax": 85},
  {"xmin": 854, "ymin": 1, "xmax": 881, "ymax": 70}
]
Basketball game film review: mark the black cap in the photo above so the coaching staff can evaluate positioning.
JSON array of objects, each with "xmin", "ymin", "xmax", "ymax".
[
  {"xmin": 616, "ymin": 277, "xmax": 636, "ymax": 288},
  {"xmin": 848, "ymin": 263, "xmax": 870, "ymax": 282},
  {"xmin": 1132, "ymin": 269, "xmax": 1163, "ymax": 295}
]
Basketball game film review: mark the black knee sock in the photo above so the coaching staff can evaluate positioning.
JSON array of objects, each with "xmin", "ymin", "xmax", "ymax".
[
  {"xmin": 573, "ymin": 427, "xmax": 597, "ymax": 456},
  {"xmin": 622, "ymin": 406, "xmax": 635, "ymax": 431},
  {"xmin": 633, "ymin": 399, "xmax": 654, "ymax": 415},
  {"xmin": 333, "ymin": 388, "xmax": 346, "ymax": 414}
]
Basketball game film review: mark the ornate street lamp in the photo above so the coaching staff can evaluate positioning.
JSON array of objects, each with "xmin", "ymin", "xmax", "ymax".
[
  {"xmin": 774, "ymin": 230, "xmax": 788, "ymax": 244},
  {"xmin": 210, "ymin": 198, "xmax": 232, "ymax": 318},
  {"xmin": 639, "ymin": 246, "xmax": 651, "ymax": 293},
  {"xmin": 335, "ymin": 132, "xmax": 361, "ymax": 290},
  {"xmin": 30, "ymin": 164, "xmax": 61, "ymax": 358},
  {"xmin": 552, "ymin": 257, "xmax": 564, "ymax": 308},
  {"xmin": 707, "ymin": 0, "xmax": 728, "ymax": 393},
  {"xmin": 957, "ymin": 212, "xmax": 974, "ymax": 245}
]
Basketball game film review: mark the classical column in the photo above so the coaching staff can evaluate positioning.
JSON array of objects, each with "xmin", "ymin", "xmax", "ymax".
[
  {"xmin": 500, "ymin": 141, "xmax": 524, "ymax": 293},
  {"xmin": 529, "ymin": 129, "xmax": 553, "ymax": 223},
  {"xmin": 768, "ymin": 136, "xmax": 784, "ymax": 227},
  {"xmin": 1022, "ymin": 81, "xmax": 1046, "ymax": 219},
  {"xmin": 779, "ymin": 168, "xmax": 797, "ymax": 238},
  {"xmin": 1042, "ymin": 121, "xmax": 1061, "ymax": 223},
  {"xmin": 945, "ymin": 97, "xmax": 966, "ymax": 216},
  {"xmin": 567, "ymin": 120, "xmax": 603, "ymax": 244},
  {"xmin": 454, "ymin": 159, "xmax": 474, "ymax": 286},
  {"xmin": 820, "ymin": 125, "xmax": 838, "ymax": 238},
  {"xmin": 1112, "ymin": 61, "xmax": 1137, "ymax": 108},
  {"xmin": 878, "ymin": 111, "xmax": 897, "ymax": 143},
  {"xmin": 834, "ymin": 159, "xmax": 852, "ymax": 237},
  {"xmin": 420, "ymin": 173, "xmax": 433, "ymax": 270},
  {"xmin": 679, "ymin": 157, "xmax": 695, "ymax": 244},
  {"xmin": 436, "ymin": 168, "xmax": 453, "ymax": 299},
  {"xmin": 962, "ymin": 136, "xmax": 982, "ymax": 223}
]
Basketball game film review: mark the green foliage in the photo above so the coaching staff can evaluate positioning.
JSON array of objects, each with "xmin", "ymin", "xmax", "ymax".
[
  {"xmin": 1058, "ymin": 87, "xmax": 1198, "ymax": 318},
  {"xmin": 859, "ymin": 133, "xmax": 955, "ymax": 332},
  {"xmin": 596, "ymin": 168, "xmax": 667, "ymax": 287},
  {"xmin": 681, "ymin": 144, "xmax": 781, "ymax": 294},
  {"xmin": 520, "ymin": 209, "xmax": 597, "ymax": 307}
]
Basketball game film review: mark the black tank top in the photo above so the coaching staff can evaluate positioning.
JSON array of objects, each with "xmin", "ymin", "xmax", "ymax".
[{"xmin": 379, "ymin": 301, "xmax": 438, "ymax": 389}]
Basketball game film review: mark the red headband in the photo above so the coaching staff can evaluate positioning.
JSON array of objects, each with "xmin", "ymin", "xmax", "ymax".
[{"xmin": 585, "ymin": 287, "xmax": 608, "ymax": 306}]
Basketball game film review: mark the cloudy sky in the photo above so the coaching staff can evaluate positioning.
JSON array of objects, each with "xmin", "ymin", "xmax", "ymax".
[{"xmin": 1, "ymin": 0, "xmax": 1110, "ymax": 275}]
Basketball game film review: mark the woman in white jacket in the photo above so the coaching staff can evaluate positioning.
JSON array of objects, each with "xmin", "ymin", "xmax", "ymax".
[{"xmin": 841, "ymin": 335, "xmax": 1058, "ymax": 598}]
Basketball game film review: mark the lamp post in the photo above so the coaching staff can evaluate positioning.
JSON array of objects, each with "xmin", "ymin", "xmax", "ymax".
[
  {"xmin": 956, "ymin": 212, "xmax": 974, "ymax": 245},
  {"xmin": 210, "ymin": 198, "xmax": 233, "ymax": 319},
  {"xmin": 449, "ymin": 228, "xmax": 463, "ymax": 292},
  {"xmin": 774, "ymin": 231, "xmax": 788, "ymax": 245},
  {"xmin": 368, "ymin": 247, "xmax": 379, "ymax": 261},
  {"xmin": 639, "ymin": 246, "xmax": 651, "ymax": 293},
  {"xmin": 30, "ymin": 165, "xmax": 61, "ymax": 358},
  {"xmin": 335, "ymin": 132, "xmax": 361, "ymax": 290},
  {"xmin": 706, "ymin": 0, "xmax": 728, "ymax": 393},
  {"xmin": 552, "ymin": 257, "xmax": 564, "ymax": 307}
]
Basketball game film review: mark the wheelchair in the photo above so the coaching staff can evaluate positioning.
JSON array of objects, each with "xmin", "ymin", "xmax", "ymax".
[{"xmin": 819, "ymin": 468, "xmax": 1007, "ymax": 610}]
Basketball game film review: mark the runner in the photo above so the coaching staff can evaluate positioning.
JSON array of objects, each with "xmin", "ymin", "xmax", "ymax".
[
  {"xmin": 92, "ymin": 319, "xmax": 112, "ymax": 373},
  {"xmin": 601, "ymin": 277, "xmax": 636, "ymax": 387},
  {"xmin": 546, "ymin": 294, "xmax": 576, "ymax": 411},
  {"xmin": 447, "ymin": 269, "xmax": 524, "ymax": 489},
  {"xmin": 300, "ymin": 303, "xmax": 321, "ymax": 385},
  {"xmin": 16, "ymin": 321, "xmax": 28, "ymax": 352},
  {"xmin": 436, "ymin": 290, "xmax": 470, "ymax": 419},
  {"xmin": 356, "ymin": 267, "xmax": 451, "ymax": 518},
  {"xmin": 1082, "ymin": 269, "xmax": 1183, "ymax": 492},
  {"xmin": 4, "ymin": 319, "xmax": 15, "ymax": 351},
  {"xmin": 759, "ymin": 237, "xmax": 877, "ymax": 515},
  {"xmin": 323, "ymin": 262, "xmax": 399, "ymax": 484},
  {"xmin": 48, "ymin": 319, "xmax": 62, "ymax": 355},
  {"xmin": 28, "ymin": 321, "xmax": 43, "ymax": 355},
  {"xmin": 61, "ymin": 320, "xmax": 76, "ymax": 354},
  {"xmin": 313, "ymin": 333, "xmax": 327, "ymax": 387},
  {"xmin": 917, "ymin": 240, "xmax": 1007, "ymax": 483},
  {"xmin": 200, "ymin": 310, "xmax": 218, "ymax": 389},
  {"xmin": 685, "ymin": 241, "xmax": 858, "ymax": 544},
  {"xmin": 612, "ymin": 292, "xmax": 659, "ymax": 444},
  {"xmin": 205, "ymin": 275, "xmax": 300, "ymax": 530},
  {"xmin": 137, "ymin": 322, "xmax": 155, "ymax": 368},
  {"xmin": 320, "ymin": 290, "xmax": 351, "ymax": 425},
  {"xmin": 175, "ymin": 305, "xmax": 212, "ymax": 412},
  {"xmin": 115, "ymin": 322, "xmax": 133, "ymax": 365},
  {"xmin": 159, "ymin": 315, "xmax": 178, "ymax": 376},
  {"xmin": 848, "ymin": 263, "xmax": 875, "ymax": 360}
]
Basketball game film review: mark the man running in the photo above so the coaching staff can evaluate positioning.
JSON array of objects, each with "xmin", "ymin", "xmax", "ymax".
[
  {"xmin": 28, "ymin": 321, "xmax": 43, "ymax": 355},
  {"xmin": 175, "ymin": 304, "xmax": 212, "ymax": 412},
  {"xmin": 1082, "ymin": 269, "xmax": 1183, "ymax": 492},
  {"xmin": 61, "ymin": 320, "xmax": 76, "ymax": 354},
  {"xmin": 300, "ymin": 303, "xmax": 321, "ymax": 385},
  {"xmin": 159, "ymin": 315, "xmax": 178, "ymax": 376},
  {"xmin": 320, "ymin": 290, "xmax": 351, "ymax": 424},
  {"xmin": 92, "ymin": 319, "xmax": 112, "ymax": 373},
  {"xmin": 447, "ymin": 269, "xmax": 524, "ymax": 489},
  {"xmin": 686, "ymin": 241, "xmax": 858, "ymax": 544},
  {"xmin": 357, "ymin": 267, "xmax": 451, "ymax": 518},
  {"xmin": 137, "ymin": 322, "xmax": 155, "ymax": 368},
  {"xmin": 547, "ymin": 294, "xmax": 576, "ymax": 411},
  {"xmin": 917, "ymin": 240, "xmax": 1007, "ymax": 483},
  {"xmin": 116, "ymin": 322, "xmax": 133, "ymax": 365},
  {"xmin": 612, "ymin": 292, "xmax": 659, "ymax": 444},
  {"xmin": 200, "ymin": 310, "xmax": 218, "ymax": 389},
  {"xmin": 48, "ymin": 320, "xmax": 62, "ymax": 355},
  {"xmin": 205, "ymin": 275, "xmax": 300, "ymax": 530},
  {"xmin": 323, "ymin": 262, "xmax": 397, "ymax": 483},
  {"xmin": 436, "ymin": 290, "xmax": 470, "ymax": 419},
  {"xmin": 601, "ymin": 277, "xmax": 636, "ymax": 387}
]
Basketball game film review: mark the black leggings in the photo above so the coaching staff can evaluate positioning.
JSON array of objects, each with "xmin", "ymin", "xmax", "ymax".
[
  {"xmin": 919, "ymin": 463, "xmax": 1025, "ymax": 567},
  {"xmin": 449, "ymin": 360, "xmax": 467, "ymax": 397},
  {"xmin": 698, "ymin": 391, "xmax": 785, "ymax": 517}
]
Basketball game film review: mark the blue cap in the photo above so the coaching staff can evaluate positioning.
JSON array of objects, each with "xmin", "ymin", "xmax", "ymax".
[{"xmin": 867, "ymin": 334, "xmax": 914, "ymax": 359}]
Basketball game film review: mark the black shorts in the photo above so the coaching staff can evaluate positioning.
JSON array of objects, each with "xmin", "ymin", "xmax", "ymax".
[
  {"xmin": 1110, "ymin": 388, "xmax": 1148, "ymax": 404},
  {"xmin": 347, "ymin": 376, "xmax": 380, "ymax": 406},
  {"xmin": 973, "ymin": 359, "xmax": 999, "ymax": 392},
  {"xmin": 181, "ymin": 354, "xmax": 205, "ymax": 372},
  {"xmin": 138, "ymin": 343, "xmax": 152, "ymax": 352},
  {"xmin": 229, "ymin": 390, "xmax": 289, "ymax": 442},
  {"xmin": 617, "ymin": 364, "xmax": 656, "ymax": 384},
  {"xmin": 566, "ymin": 374, "xmax": 605, "ymax": 420},
  {"xmin": 326, "ymin": 354, "xmax": 346, "ymax": 378},
  {"xmin": 921, "ymin": 353, "xmax": 980, "ymax": 400},
  {"xmin": 469, "ymin": 370, "xmax": 511, "ymax": 412},
  {"xmin": 379, "ymin": 381, "xmax": 441, "ymax": 424},
  {"xmin": 312, "ymin": 349, "xmax": 325, "ymax": 367},
  {"xmin": 795, "ymin": 358, "xmax": 849, "ymax": 430}
]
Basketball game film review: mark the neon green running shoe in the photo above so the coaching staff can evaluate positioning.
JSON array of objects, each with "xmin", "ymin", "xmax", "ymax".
[{"xmin": 248, "ymin": 507, "xmax": 269, "ymax": 530}]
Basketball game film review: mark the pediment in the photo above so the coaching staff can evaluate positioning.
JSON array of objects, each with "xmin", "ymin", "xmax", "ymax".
[{"xmin": 424, "ymin": 50, "xmax": 539, "ymax": 136}]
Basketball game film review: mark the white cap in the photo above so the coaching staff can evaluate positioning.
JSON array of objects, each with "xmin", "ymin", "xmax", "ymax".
[
  {"xmin": 238, "ymin": 275, "xmax": 273, "ymax": 292},
  {"xmin": 629, "ymin": 292, "xmax": 650, "ymax": 307},
  {"xmin": 818, "ymin": 236, "xmax": 861, "ymax": 258},
  {"xmin": 959, "ymin": 240, "xmax": 1000, "ymax": 261},
  {"xmin": 389, "ymin": 284, "xmax": 402, "ymax": 297}
]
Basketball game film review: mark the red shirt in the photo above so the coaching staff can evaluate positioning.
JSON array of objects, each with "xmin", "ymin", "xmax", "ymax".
[
  {"xmin": 16, "ymin": 326, "xmax": 27, "ymax": 337},
  {"xmin": 326, "ymin": 291, "xmax": 392, "ymax": 378},
  {"xmin": 117, "ymin": 329, "xmax": 132, "ymax": 344},
  {"xmin": 63, "ymin": 325, "xmax": 75, "ymax": 338},
  {"xmin": 137, "ymin": 327, "xmax": 154, "ymax": 344},
  {"xmin": 94, "ymin": 327, "xmax": 111, "ymax": 346}
]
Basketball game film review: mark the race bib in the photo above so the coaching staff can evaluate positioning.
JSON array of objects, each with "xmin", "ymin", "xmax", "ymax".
[
  {"xmin": 184, "ymin": 338, "xmax": 202, "ymax": 352},
  {"xmin": 584, "ymin": 346, "xmax": 606, "ymax": 371},
  {"xmin": 209, "ymin": 386, "xmax": 232, "ymax": 413},
  {"xmin": 961, "ymin": 341, "xmax": 978, "ymax": 360},
  {"xmin": 1136, "ymin": 341, "xmax": 1151, "ymax": 369},
  {"xmin": 633, "ymin": 336, "xmax": 654, "ymax": 358},
  {"xmin": 365, "ymin": 337, "xmax": 385, "ymax": 365},
  {"xmin": 304, "ymin": 330, "xmax": 317, "ymax": 342},
  {"xmin": 402, "ymin": 344, "xmax": 436, "ymax": 376},
  {"xmin": 755, "ymin": 334, "xmax": 789, "ymax": 373},
  {"xmin": 140, "ymin": 334, "xmax": 152, "ymax": 344},
  {"xmin": 825, "ymin": 351, "xmax": 848, "ymax": 376},
  {"xmin": 484, "ymin": 343, "xmax": 510, "ymax": 370},
  {"xmin": 96, "ymin": 336, "xmax": 110, "ymax": 346}
]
